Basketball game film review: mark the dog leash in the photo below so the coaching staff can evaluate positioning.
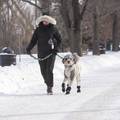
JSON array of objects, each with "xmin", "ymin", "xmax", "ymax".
[
  {"xmin": 30, "ymin": 53, "xmax": 52, "ymax": 61},
  {"xmin": 56, "ymin": 54, "xmax": 64, "ymax": 59},
  {"xmin": 30, "ymin": 53, "xmax": 63, "ymax": 61}
]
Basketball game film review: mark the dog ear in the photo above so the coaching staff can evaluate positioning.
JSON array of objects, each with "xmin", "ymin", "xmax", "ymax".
[
  {"xmin": 73, "ymin": 58, "xmax": 77, "ymax": 64},
  {"xmin": 72, "ymin": 53, "xmax": 80, "ymax": 64},
  {"xmin": 62, "ymin": 58, "xmax": 65, "ymax": 63}
]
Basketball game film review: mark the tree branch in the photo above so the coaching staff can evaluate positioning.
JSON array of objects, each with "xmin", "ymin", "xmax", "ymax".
[
  {"xmin": 80, "ymin": 0, "xmax": 89, "ymax": 20},
  {"xmin": 60, "ymin": 0, "xmax": 71, "ymax": 29},
  {"xmin": 12, "ymin": 0, "xmax": 33, "ymax": 29},
  {"xmin": 21, "ymin": 0, "xmax": 42, "ymax": 10}
]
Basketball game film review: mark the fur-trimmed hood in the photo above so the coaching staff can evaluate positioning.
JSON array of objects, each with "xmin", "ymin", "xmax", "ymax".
[{"xmin": 36, "ymin": 15, "xmax": 56, "ymax": 25}]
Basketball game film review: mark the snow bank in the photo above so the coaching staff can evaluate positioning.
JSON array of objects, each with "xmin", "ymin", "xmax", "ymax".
[
  {"xmin": 0, "ymin": 52, "xmax": 120, "ymax": 94},
  {"xmin": 81, "ymin": 51, "xmax": 120, "ymax": 74}
]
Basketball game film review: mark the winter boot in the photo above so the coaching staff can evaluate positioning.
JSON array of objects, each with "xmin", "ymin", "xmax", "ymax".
[
  {"xmin": 66, "ymin": 86, "xmax": 71, "ymax": 95},
  {"xmin": 47, "ymin": 86, "xmax": 53, "ymax": 95},
  {"xmin": 77, "ymin": 86, "xmax": 81, "ymax": 93},
  {"xmin": 62, "ymin": 83, "xmax": 65, "ymax": 92}
]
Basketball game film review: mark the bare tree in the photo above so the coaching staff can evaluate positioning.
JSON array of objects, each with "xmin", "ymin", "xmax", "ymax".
[
  {"xmin": 22, "ymin": 0, "xmax": 50, "ymax": 15},
  {"xmin": 0, "ymin": 0, "xmax": 34, "ymax": 53},
  {"xmin": 82, "ymin": 0, "xmax": 120, "ymax": 54},
  {"xmin": 60, "ymin": 0, "xmax": 89, "ymax": 56},
  {"xmin": 92, "ymin": 7, "xmax": 100, "ymax": 55},
  {"xmin": 112, "ymin": 12, "xmax": 119, "ymax": 51}
]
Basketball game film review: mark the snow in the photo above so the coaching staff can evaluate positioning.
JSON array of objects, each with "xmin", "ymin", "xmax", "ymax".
[{"xmin": 0, "ymin": 51, "xmax": 120, "ymax": 120}]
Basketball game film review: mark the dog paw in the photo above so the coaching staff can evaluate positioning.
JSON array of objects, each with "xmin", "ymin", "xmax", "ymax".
[
  {"xmin": 62, "ymin": 83, "xmax": 65, "ymax": 92},
  {"xmin": 66, "ymin": 91, "xmax": 70, "ymax": 95},
  {"xmin": 77, "ymin": 86, "xmax": 81, "ymax": 93},
  {"xmin": 62, "ymin": 88, "xmax": 65, "ymax": 92},
  {"xmin": 77, "ymin": 89, "xmax": 81, "ymax": 93},
  {"xmin": 65, "ymin": 86, "xmax": 71, "ymax": 95}
]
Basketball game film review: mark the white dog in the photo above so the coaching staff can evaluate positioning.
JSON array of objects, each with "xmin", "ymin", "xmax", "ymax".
[{"xmin": 62, "ymin": 53, "xmax": 81, "ymax": 94}]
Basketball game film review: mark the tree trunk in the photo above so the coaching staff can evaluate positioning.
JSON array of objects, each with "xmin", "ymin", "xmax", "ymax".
[
  {"xmin": 60, "ymin": 0, "xmax": 88, "ymax": 56},
  {"xmin": 112, "ymin": 13, "xmax": 119, "ymax": 51},
  {"xmin": 69, "ymin": 27, "xmax": 82, "ymax": 55},
  {"xmin": 92, "ymin": 8, "xmax": 100, "ymax": 55},
  {"xmin": 71, "ymin": 0, "xmax": 82, "ymax": 56},
  {"xmin": 40, "ymin": 0, "xmax": 50, "ymax": 14}
]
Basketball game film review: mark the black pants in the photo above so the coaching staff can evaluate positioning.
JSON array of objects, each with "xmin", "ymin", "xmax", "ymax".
[{"xmin": 39, "ymin": 55, "xmax": 56, "ymax": 87}]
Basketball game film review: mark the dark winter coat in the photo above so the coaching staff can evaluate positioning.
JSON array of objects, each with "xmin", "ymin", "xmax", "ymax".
[{"xmin": 26, "ymin": 23, "xmax": 62, "ymax": 58}]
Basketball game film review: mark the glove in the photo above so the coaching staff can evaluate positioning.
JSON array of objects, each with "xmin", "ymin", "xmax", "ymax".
[
  {"xmin": 26, "ymin": 48, "xmax": 31, "ymax": 55},
  {"xmin": 51, "ymin": 49, "xmax": 58, "ymax": 55}
]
